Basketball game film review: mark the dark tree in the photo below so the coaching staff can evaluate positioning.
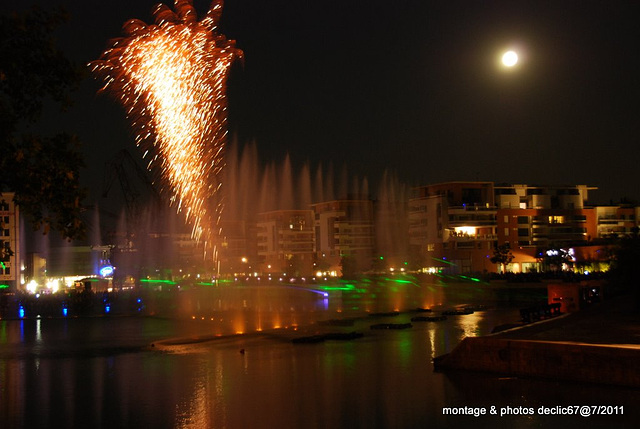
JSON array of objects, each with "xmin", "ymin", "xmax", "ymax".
[
  {"xmin": 609, "ymin": 227, "xmax": 640, "ymax": 311},
  {"xmin": 490, "ymin": 244, "xmax": 514, "ymax": 273},
  {"xmin": 340, "ymin": 255, "xmax": 357, "ymax": 279},
  {"xmin": 0, "ymin": 7, "xmax": 86, "ymax": 245}
]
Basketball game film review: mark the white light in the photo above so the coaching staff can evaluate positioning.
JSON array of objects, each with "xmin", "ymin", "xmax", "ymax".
[
  {"xmin": 502, "ymin": 51, "xmax": 518, "ymax": 67},
  {"xmin": 455, "ymin": 226, "xmax": 476, "ymax": 236},
  {"xmin": 46, "ymin": 279, "xmax": 60, "ymax": 294}
]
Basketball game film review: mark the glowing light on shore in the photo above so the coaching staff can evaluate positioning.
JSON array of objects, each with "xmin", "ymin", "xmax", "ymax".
[{"xmin": 91, "ymin": 0, "xmax": 242, "ymax": 260}]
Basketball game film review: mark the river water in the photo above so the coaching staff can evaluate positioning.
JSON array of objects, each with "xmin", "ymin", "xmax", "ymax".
[{"xmin": 0, "ymin": 279, "xmax": 638, "ymax": 428}]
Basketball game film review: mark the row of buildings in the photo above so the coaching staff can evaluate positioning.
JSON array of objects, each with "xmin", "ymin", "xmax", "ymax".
[
  {"xmin": 2, "ymin": 183, "xmax": 639, "ymax": 290},
  {"xmin": 220, "ymin": 181, "xmax": 637, "ymax": 277}
]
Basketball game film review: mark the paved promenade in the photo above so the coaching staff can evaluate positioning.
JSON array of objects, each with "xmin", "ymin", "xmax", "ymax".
[
  {"xmin": 496, "ymin": 293, "xmax": 640, "ymax": 345},
  {"xmin": 435, "ymin": 293, "xmax": 640, "ymax": 386}
]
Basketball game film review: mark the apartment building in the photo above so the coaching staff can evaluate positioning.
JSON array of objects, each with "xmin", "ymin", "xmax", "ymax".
[
  {"xmin": 494, "ymin": 184, "xmax": 598, "ymax": 272},
  {"xmin": 219, "ymin": 220, "xmax": 258, "ymax": 275},
  {"xmin": 595, "ymin": 205, "xmax": 640, "ymax": 238},
  {"xmin": 409, "ymin": 182, "xmax": 602, "ymax": 274},
  {"xmin": 312, "ymin": 199, "xmax": 375, "ymax": 274},
  {"xmin": 409, "ymin": 182, "xmax": 497, "ymax": 273},
  {"xmin": 256, "ymin": 210, "xmax": 315, "ymax": 276},
  {"xmin": 0, "ymin": 192, "xmax": 20, "ymax": 290}
]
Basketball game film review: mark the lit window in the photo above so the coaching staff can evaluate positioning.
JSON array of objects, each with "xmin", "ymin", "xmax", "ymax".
[{"xmin": 549, "ymin": 216, "xmax": 565, "ymax": 224}]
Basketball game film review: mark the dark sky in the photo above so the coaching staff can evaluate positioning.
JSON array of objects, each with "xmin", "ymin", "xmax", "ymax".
[{"xmin": 12, "ymin": 0, "xmax": 640, "ymax": 205}]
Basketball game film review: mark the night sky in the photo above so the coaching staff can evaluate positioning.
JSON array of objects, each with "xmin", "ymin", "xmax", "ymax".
[{"xmin": 12, "ymin": 0, "xmax": 640, "ymax": 205}]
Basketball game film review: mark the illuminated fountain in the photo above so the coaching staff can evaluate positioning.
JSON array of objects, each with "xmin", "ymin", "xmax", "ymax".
[{"xmin": 84, "ymin": 0, "xmax": 440, "ymax": 331}]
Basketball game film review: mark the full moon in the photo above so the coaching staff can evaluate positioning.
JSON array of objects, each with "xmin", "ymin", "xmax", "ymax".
[{"xmin": 502, "ymin": 50, "xmax": 518, "ymax": 67}]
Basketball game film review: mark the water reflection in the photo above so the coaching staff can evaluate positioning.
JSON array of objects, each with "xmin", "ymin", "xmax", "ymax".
[
  {"xmin": 455, "ymin": 311, "xmax": 482, "ymax": 338},
  {"xmin": 1, "ymin": 279, "xmax": 638, "ymax": 428}
]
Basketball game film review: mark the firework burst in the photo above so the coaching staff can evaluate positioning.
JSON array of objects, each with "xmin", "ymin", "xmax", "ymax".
[{"xmin": 91, "ymin": 0, "xmax": 242, "ymax": 261}]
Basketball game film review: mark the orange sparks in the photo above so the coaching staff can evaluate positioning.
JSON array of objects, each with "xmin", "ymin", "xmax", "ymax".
[{"xmin": 91, "ymin": 0, "xmax": 242, "ymax": 260}]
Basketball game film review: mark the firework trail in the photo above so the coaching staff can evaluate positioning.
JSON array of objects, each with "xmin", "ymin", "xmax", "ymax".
[{"xmin": 91, "ymin": 0, "xmax": 242, "ymax": 261}]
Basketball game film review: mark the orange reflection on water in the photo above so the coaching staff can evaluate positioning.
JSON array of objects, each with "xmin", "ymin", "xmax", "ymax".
[{"xmin": 457, "ymin": 312, "xmax": 482, "ymax": 339}]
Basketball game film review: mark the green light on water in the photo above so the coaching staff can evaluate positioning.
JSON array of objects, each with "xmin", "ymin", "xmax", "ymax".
[
  {"xmin": 140, "ymin": 279, "xmax": 177, "ymax": 285},
  {"xmin": 459, "ymin": 275, "xmax": 483, "ymax": 283},
  {"xmin": 316, "ymin": 284, "xmax": 356, "ymax": 291},
  {"xmin": 0, "ymin": 284, "xmax": 9, "ymax": 289},
  {"xmin": 383, "ymin": 277, "xmax": 420, "ymax": 287},
  {"xmin": 387, "ymin": 278, "xmax": 411, "ymax": 284}
]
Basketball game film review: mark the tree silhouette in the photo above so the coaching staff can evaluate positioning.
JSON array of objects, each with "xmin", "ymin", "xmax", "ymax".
[
  {"xmin": 0, "ymin": 7, "xmax": 86, "ymax": 245},
  {"xmin": 490, "ymin": 243, "xmax": 514, "ymax": 273},
  {"xmin": 609, "ymin": 226, "xmax": 640, "ymax": 311}
]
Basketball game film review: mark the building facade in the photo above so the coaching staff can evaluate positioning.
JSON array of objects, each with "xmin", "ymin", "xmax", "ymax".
[
  {"xmin": 409, "ymin": 182, "xmax": 497, "ymax": 274},
  {"xmin": 256, "ymin": 210, "xmax": 316, "ymax": 276},
  {"xmin": 0, "ymin": 192, "xmax": 20, "ymax": 290},
  {"xmin": 312, "ymin": 199, "xmax": 375, "ymax": 275},
  {"xmin": 595, "ymin": 205, "xmax": 640, "ymax": 239},
  {"xmin": 409, "ymin": 182, "xmax": 602, "ymax": 274}
]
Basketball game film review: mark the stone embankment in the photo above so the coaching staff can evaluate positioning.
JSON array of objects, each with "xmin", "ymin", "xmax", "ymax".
[{"xmin": 434, "ymin": 295, "xmax": 640, "ymax": 387}]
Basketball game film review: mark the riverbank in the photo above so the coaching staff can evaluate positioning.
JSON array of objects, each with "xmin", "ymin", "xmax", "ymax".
[{"xmin": 434, "ymin": 294, "xmax": 640, "ymax": 387}]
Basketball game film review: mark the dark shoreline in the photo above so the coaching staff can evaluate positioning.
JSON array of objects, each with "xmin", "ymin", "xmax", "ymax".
[{"xmin": 434, "ymin": 294, "xmax": 640, "ymax": 387}]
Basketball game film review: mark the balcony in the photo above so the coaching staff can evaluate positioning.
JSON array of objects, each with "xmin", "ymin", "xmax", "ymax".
[
  {"xmin": 448, "ymin": 205, "xmax": 497, "ymax": 212},
  {"xmin": 447, "ymin": 233, "xmax": 497, "ymax": 242}
]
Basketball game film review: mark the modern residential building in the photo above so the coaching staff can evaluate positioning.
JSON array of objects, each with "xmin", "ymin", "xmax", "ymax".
[
  {"xmin": 256, "ymin": 210, "xmax": 316, "ymax": 276},
  {"xmin": 312, "ymin": 198, "xmax": 375, "ymax": 275},
  {"xmin": 219, "ymin": 220, "xmax": 258, "ymax": 276},
  {"xmin": 0, "ymin": 192, "xmax": 20, "ymax": 290},
  {"xmin": 595, "ymin": 205, "xmax": 639, "ymax": 238},
  {"xmin": 409, "ymin": 182, "xmax": 497, "ymax": 273},
  {"xmin": 409, "ymin": 182, "xmax": 601, "ymax": 274},
  {"xmin": 494, "ymin": 184, "xmax": 598, "ymax": 272}
]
